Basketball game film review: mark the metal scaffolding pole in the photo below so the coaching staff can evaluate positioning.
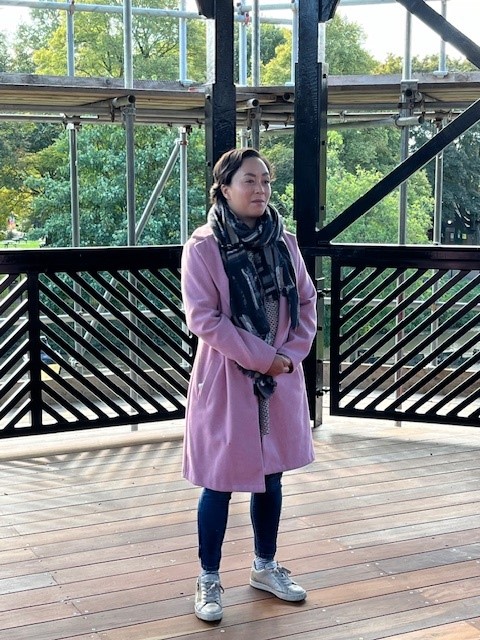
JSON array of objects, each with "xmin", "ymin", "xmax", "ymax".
[
  {"xmin": 123, "ymin": 0, "xmax": 133, "ymax": 90},
  {"xmin": 179, "ymin": 0, "xmax": 189, "ymax": 84},
  {"xmin": 398, "ymin": 8, "xmax": 412, "ymax": 246},
  {"xmin": 290, "ymin": 0, "xmax": 298, "ymax": 85},
  {"xmin": 433, "ymin": 0, "xmax": 448, "ymax": 244},
  {"xmin": 66, "ymin": 0, "xmax": 75, "ymax": 75},
  {"xmin": 238, "ymin": 0, "xmax": 248, "ymax": 86},
  {"xmin": 179, "ymin": 127, "xmax": 189, "ymax": 245},
  {"xmin": 68, "ymin": 124, "xmax": 80, "ymax": 248},
  {"xmin": 65, "ymin": 0, "xmax": 80, "ymax": 249},
  {"xmin": 250, "ymin": 0, "xmax": 261, "ymax": 149},
  {"xmin": 136, "ymin": 139, "xmax": 181, "ymax": 243}
]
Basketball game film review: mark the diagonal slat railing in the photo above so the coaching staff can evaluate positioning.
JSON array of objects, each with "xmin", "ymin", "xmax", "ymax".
[
  {"xmin": 0, "ymin": 246, "xmax": 192, "ymax": 437},
  {"xmin": 328, "ymin": 244, "xmax": 480, "ymax": 427}
]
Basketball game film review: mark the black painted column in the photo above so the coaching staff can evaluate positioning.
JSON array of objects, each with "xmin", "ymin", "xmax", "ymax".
[
  {"xmin": 204, "ymin": 0, "xmax": 236, "ymax": 184},
  {"xmin": 294, "ymin": 0, "xmax": 332, "ymax": 426}
]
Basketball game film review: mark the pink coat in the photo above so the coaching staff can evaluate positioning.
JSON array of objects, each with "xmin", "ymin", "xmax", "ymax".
[{"xmin": 181, "ymin": 224, "xmax": 317, "ymax": 492}]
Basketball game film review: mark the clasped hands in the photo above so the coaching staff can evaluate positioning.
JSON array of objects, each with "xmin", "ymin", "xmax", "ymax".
[{"xmin": 265, "ymin": 354, "xmax": 293, "ymax": 377}]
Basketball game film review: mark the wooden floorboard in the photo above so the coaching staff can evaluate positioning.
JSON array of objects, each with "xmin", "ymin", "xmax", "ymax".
[{"xmin": 0, "ymin": 415, "xmax": 480, "ymax": 640}]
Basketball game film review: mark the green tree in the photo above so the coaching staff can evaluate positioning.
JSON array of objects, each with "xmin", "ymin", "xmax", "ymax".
[
  {"xmin": 414, "ymin": 122, "xmax": 480, "ymax": 244},
  {"xmin": 29, "ymin": 0, "xmax": 181, "ymax": 79},
  {"xmin": 338, "ymin": 126, "xmax": 401, "ymax": 176},
  {"xmin": 0, "ymin": 122, "xmax": 59, "ymax": 233},
  {"xmin": 24, "ymin": 125, "xmax": 207, "ymax": 247},
  {"xmin": 236, "ymin": 23, "xmax": 286, "ymax": 83},
  {"xmin": 261, "ymin": 28, "xmax": 292, "ymax": 85},
  {"xmin": 10, "ymin": 9, "xmax": 61, "ymax": 73},
  {"xmin": 0, "ymin": 32, "xmax": 12, "ymax": 72},
  {"xmin": 325, "ymin": 14, "xmax": 376, "ymax": 75},
  {"xmin": 375, "ymin": 53, "xmax": 476, "ymax": 75},
  {"xmin": 261, "ymin": 14, "xmax": 376, "ymax": 85},
  {"xmin": 276, "ymin": 131, "xmax": 433, "ymax": 245}
]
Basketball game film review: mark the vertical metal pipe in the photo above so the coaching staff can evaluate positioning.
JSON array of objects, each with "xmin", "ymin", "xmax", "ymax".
[
  {"xmin": 318, "ymin": 22, "xmax": 326, "ymax": 64},
  {"xmin": 251, "ymin": 108, "xmax": 260, "ymax": 150},
  {"xmin": 123, "ymin": 0, "xmax": 133, "ymax": 89},
  {"xmin": 68, "ymin": 123, "xmax": 80, "ymax": 247},
  {"xmin": 179, "ymin": 0, "xmax": 188, "ymax": 83},
  {"xmin": 68, "ymin": 120, "xmax": 82, "ymax": 362},
  {"xmin": 438, "ymin": 0, "xmax": 447, "ymax": 74},
  {"xmin": 399, "ymin": 9, "xmax": 412, "ymax": 245},
  {"xmin": 396, "ymin": 8, "xmax": 413, "ymax": 423},
  {"xmin": 238, "ymin": 1, "xmax": 248, "ymax": 85},
  {"xmin": 66, "ymin": 0, "xmax": 75, "ymax": 76},
  {"xmin": 431, "ymin": 117, "xmax": 445, "ymax": 365},
  {"xmin": 179, "ymin": 127, "xmax": 189, "ymax": 244},
  {"xmin": 290, "ymin": 0, "xmax": 298, "ymax": 85},
  {"xmin": 124, "ymin": 107, "xmax": 136, "ymax": 246},
  {"xmin": 66, "ymin": 0, "xmax": 80, "ymax": 248},
  {"xmin": 123, "ymin": 102, "xmax": 137, "ymax": 427},
  {"xmin": 433, "ymin": 121, "xmax": 444, "ymax": 245},
  {"xmin": 179, "ymin": 126, "xmax": 190, "ymax": 369},
  {"xmin": 122, "ymin": 0, "xmax": 135, "ymax": 244},
  {"xmin": 206, "ymin": 19, "xmax": 215, "ymax": 84},
  {"xmin": 251, "ymin": 0, "xmax": 260, "ymax": 86},
  {"xmin": 398, "ymin": 127, "xmax": 409, "ymax": 244},
  {"xmin": 239, "ymin": 129, "xmax": 250, "ymax": 147},
  {"xmin": 250, "ymin": 0, "xmax": 261, "ymax": 148}
]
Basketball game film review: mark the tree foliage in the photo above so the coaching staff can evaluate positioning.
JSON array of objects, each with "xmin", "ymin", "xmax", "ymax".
[
  {"xmin": 24, "ymin": 125, "xmax": 207, "ymax": 246},
  {"xmin": 275, "ymin": 131, "xmax": 433, "ymax": 245},
  {"xmin": 375, "ymin": 53, "xmax": 477, "ymax": 75},
  {"xmin": 261, "ymin": 13, "xmax": 376, "ymax": 84},
  {"xmin": 31, "ymin": 0, "xmax": 183, "ymax": 79},
  {"xmin": 413, "ymin": 122, "xmax": 480, "ymax": 244}
]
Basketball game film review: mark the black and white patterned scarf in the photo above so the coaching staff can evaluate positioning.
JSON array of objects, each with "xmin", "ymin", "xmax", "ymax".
[{"xmin": 208, "ymin": 200, "xmax": 299, "ymax": 399}]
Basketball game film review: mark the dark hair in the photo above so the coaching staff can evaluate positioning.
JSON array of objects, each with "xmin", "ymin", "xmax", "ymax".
[{"xmin": 209, "ymin": 147, "xmax": 273, "ymax": 204}]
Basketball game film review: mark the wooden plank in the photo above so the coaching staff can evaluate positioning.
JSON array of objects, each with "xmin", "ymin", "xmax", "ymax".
[{"xmin": 0, "ymin": 417, "xmax": 479, "ymax": 640}]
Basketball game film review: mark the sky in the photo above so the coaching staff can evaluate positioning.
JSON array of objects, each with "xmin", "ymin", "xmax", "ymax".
[
  {"xmin": 335, "ymin": 0, "xmax": 480, "ymax": 61},
  {"xmin": 0, "ymin": 0, "xmax": 479, "ymax": 63}
]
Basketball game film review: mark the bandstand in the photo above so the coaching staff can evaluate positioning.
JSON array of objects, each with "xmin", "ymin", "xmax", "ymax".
[
  {"xmin": 0, "ymin": 0, "xmax": 479, "ymax": 437},
  {"xmin": 0, "ymin": 4, "xmax": 480, "ymax": 639}
]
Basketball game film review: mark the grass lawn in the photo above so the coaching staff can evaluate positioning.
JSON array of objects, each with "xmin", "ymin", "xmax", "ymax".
[{"xmin": 0, "ymin": 239, "xmax": 42, "ymax": 249}]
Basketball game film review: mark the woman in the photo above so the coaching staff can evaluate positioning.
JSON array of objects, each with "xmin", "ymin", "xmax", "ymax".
[{"xmin": 181, "ymin": 148, "xmax": 317, "ymax": 622}]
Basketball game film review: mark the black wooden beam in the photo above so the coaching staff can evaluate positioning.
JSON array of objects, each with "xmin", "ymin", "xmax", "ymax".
[
  {"xmin": 194, "ymin": 0, "xmax": 214, "ymax": 19},
  {"xmin": 294, "ymin": 0, "xmax": 328, "ymax": 425},
  {"xmin": 204, "ymin": 0, "xmax": 236, "ymax": 178},
  {"xmin": 396, "ymin": 0, "xmax": 480, "ymax": 69},
  {"xmin": 318, "ymin": 0, "xmax": 341, "ymax": 23}
]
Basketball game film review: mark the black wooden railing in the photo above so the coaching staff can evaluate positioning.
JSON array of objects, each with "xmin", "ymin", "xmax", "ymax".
[
  {"xmin": 0, "ymin": 246, "xmax": 193, "ymax": 437},
  {"xmin": 2, "ymin": 243, "xmax": 480, "ymax": 437},
  {"xmin": 327, "ymin": 244, "xmax": 480, "ymax": 427}
]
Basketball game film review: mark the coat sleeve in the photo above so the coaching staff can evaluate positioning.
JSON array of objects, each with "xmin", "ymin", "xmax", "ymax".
[
  {"xmin": 181, "ymin": 236, "xmax": 277, "ymax": 374},
  {"xmin": 277, "ymin": 234, "xmax": 317, "ymax": 371}
]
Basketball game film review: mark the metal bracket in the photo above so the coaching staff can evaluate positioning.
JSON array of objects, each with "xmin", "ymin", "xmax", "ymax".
[{"xmin": 398, "ymin": 79, "xmax": 422, "ymax": 117}]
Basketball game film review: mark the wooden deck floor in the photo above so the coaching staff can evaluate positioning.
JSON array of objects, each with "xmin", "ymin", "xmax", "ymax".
[{"xmin": 1, "ymin": 413, "xmax": 480, "ymax": 640}]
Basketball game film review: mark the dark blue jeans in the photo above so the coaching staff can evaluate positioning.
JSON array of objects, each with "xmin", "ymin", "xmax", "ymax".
[{"xmin": 197, "ymin": 472, "xmax": 283, "ymax": 572}]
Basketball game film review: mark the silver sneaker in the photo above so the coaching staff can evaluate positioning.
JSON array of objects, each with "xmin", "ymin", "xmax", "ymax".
[
  {"xmin": 194, "ymin": 573, "xmax": 224, "ymax": 622},
  {"xmin": 250, "ymin": 561, "xmax": 306, "ymax": 602}
]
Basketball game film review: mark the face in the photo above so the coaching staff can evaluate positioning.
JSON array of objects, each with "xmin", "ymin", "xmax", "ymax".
[{"xmin": 220, "ymin": 156, "xmax": 271, "ymax": 229}]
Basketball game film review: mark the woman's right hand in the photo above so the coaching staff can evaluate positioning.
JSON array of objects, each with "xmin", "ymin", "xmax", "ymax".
[{"xmin": 265, "ymin": 354, "xmax": 291, "ymax": 376}]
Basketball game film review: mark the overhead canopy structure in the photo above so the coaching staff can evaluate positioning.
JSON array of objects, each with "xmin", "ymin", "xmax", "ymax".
[
  {"xmin": 0, "ymin": 70, "xmax": 478, "ymax": 126},
  {"xmin": 0, "ymin": 71, "xmax": 480, "ymax": 127}
]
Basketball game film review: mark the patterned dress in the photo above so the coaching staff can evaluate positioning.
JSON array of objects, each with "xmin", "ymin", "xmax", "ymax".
[{"xmin": 248, "ymin": 249, "xmax": 279, "ymax": 437}]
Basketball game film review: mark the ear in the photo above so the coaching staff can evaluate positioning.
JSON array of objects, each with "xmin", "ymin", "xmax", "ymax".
[{"xmin": 220, "ymin": 184, "xmax": 230, "ymax": 200}]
